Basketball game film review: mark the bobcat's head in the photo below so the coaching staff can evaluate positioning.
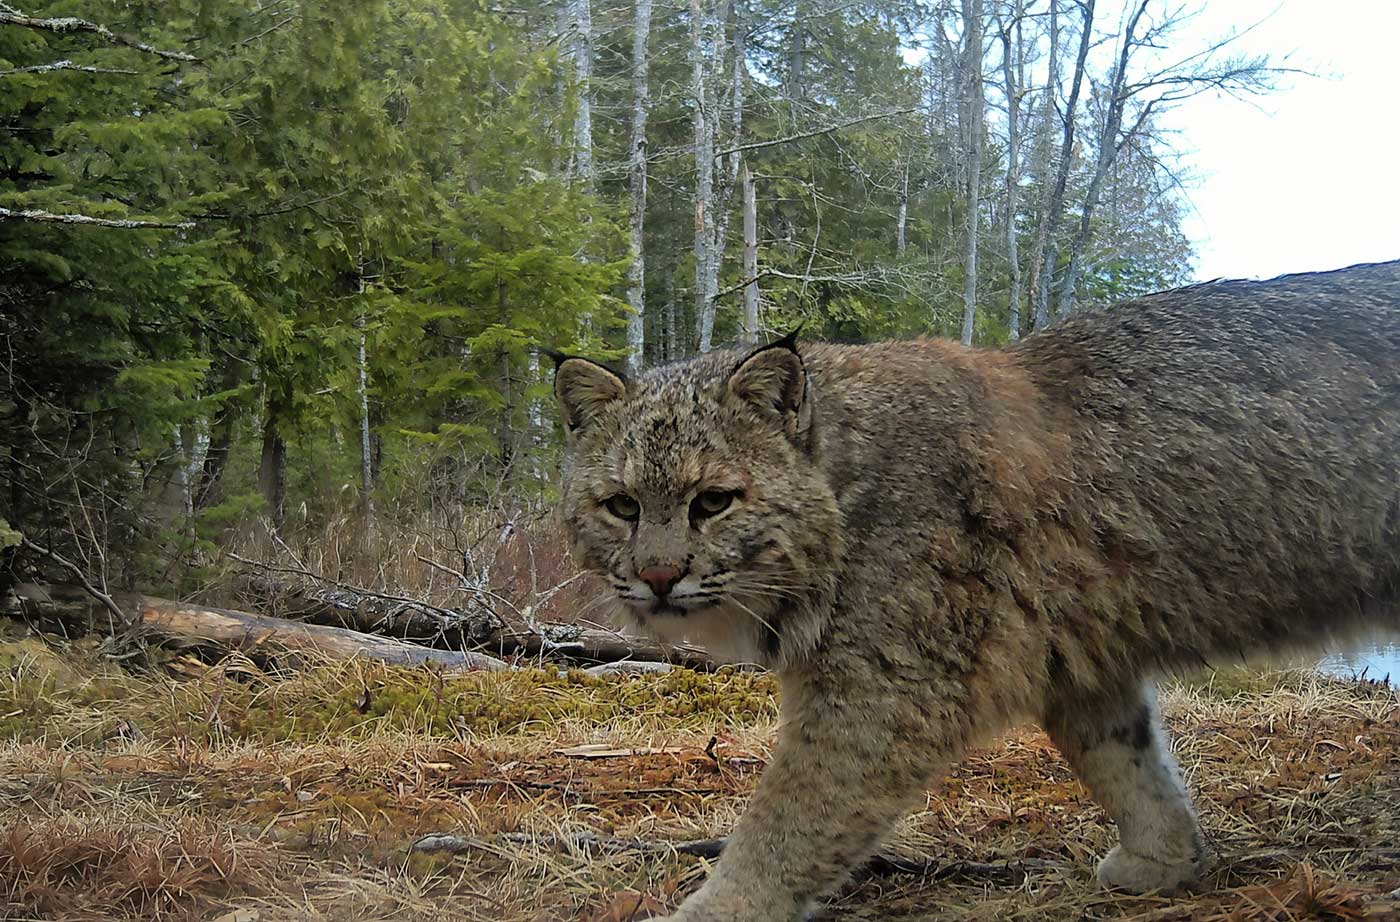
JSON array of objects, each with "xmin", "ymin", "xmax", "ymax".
[{"xmin": 553, "ymin": 337, "xmax": 841, "ymax": 667}]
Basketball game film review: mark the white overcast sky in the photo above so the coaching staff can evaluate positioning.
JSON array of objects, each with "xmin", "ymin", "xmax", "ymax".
[{"xmin": 1163, "ymin": 1, "xmax": 1400, "ymax": 281}]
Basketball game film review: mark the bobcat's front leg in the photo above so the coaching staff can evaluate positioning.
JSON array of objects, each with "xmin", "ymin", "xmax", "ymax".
[{"xmin": 664, "ymin": 664, "xmax": 963, "ymax": 922}]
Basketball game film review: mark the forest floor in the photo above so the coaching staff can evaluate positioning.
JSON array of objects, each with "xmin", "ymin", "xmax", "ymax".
[{"xmin": 1, "ymin": 623, "xmax": 1398, "ymax": 922}]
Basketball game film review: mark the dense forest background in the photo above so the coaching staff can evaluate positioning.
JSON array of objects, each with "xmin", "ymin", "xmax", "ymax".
[{"xmin": 1, "ymin": 0, "xmax": 1276, "ymax": 595}]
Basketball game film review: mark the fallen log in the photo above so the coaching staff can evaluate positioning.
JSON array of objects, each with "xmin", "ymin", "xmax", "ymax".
[
  {"xmin": 5, "ymin": 583, "xmax": 511, "ymax": 672},
  {"xmin": 231, "ymin": 569, "xmax": 490, "ymax": 642},
  {"xmin": 231, "ymin": 567, "xmax": 713, "ymax": 670}
]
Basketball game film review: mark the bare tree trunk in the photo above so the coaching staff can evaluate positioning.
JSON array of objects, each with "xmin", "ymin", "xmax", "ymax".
[
  {"xmin": 691, "ymin": 0, "xmax": 718, "ymax": 352},
  {"xmin": 498, "ymin": 348, "xmax": 514, "ymax": 471},
  {"xmin": 666, "ymin": 294, "xmax": 679, "ymax": 360},
  {"xmin": 526, "ymin": 349, "xmax": 546, "ymax": 498},
  {"xmin": 958, "ymin": 0, "xmax": 985, "ymax": 347},
  {"xmin": 786, "ymin": 2, "xmax": 804, "ymax": 101},
  {"xmin": 257, "ymin": 391, "xmax": 287, "ymax": 533},
  {"xmin": 1024, "ymin": 0, "xmax": 1058, "ymax": 330},
  {"xmin": 626, "ymin": 0, "xmax": 653, "ymax": 374},
  {"xmin": 355, "ymin": 274, "xmax": 376, "ymax": 539},
  {"xmin": 741, "ymin": 162, "xmax": 759, "ymax": 344},
  {"xmin": 194, "ymin": 360, "xmax": 240, "ymax": 511},
  {"xmin": 704, "ymin": 0, "xmax": 748, "ymax": 323},
  {"xmin": 1056, "ymin": 0, "xmax": 1145, "ymax": 317},
  {"xmin": 1031, "ymin": 0, "xmax": 1094, "ymax": 330},
  {"xmin": 1000, "ymin": 1, "xmax": 1024, "ymax": 341},
  {"xmin": 931, "ymin": 4, "xmax": 960, "ymax": 171},
  {"xmin": 896, "ymin": 162, "xmax": 909, "ymax": 256},
  {"xmin": 570, "ymin": 0, "xmax": 595, "ymax": 189}
]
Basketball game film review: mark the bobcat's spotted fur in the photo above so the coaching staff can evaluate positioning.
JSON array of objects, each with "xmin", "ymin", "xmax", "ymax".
[{"xmin": 553, "ymin": 262, "xmax": 1400, "ymax": 921}]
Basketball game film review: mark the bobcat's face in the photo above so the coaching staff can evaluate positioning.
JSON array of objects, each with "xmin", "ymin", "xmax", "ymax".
[{"xmin": 554, "ymin": 340, "xmax": 841, "ymax": 665}]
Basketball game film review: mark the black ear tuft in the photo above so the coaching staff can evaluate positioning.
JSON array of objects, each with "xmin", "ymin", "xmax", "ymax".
[
  {"xmin": 770, "ymin": 323, "xmax": 803, "ymax": 353},
  {"xmin": 541, "ymin": 348, "xmax": 571, "ymax": 370},
  {"xmin": 749, "ymin": 324, "xmax": 803, "ymax": 359}
]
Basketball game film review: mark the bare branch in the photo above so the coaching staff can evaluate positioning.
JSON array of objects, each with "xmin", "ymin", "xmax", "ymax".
[
  {"xmin": 239, "ymin": 14, "xmax": 296, "ymax": 46},
  {"xmin": 19, "ymin": 537, "xmax": 126, "ymax": 626},
  {"xmin": 0, "ymin": 58, "xmax": 139, "ymax": 77},
  {"xmin": 0, "ymin": 8, "xmax": 198, "ymax": 62},
  {"xmin": 0, "ymin": 206, "xmax": 194, "ymax": 229},
  {"xmin": 714, "ymin": 107, "xmax": 922, "ymax": 158}
]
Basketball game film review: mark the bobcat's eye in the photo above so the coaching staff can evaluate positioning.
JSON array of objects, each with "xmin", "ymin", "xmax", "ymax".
[
  {"xmin": 604, "ymin": 494, "xmax": 640, "ymax": 521},
  {"xmin": 690, "ymin": 489, "xmax": 736, "ymax": 521}
]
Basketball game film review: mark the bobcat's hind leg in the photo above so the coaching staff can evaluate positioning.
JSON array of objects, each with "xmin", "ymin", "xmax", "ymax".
[{"xmin": 1043, "ymin": 680, "xmax": 1209, "ymax": 893}]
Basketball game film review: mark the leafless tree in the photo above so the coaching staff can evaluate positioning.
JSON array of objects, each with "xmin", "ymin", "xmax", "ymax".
[
  {"xmin": 958, "ymin": 0, "xmax": 986, "ymax": 346},
  {"xmin": 1055, "ymin": 1, "xmax": 1282, "ymax": 314},
  {"xmin": 998, "ymin": 0, "xmax": 1027, "ymax": 340},
  {"xmin": 1030, "ymin": 0, "xmax": 1095, "ymax": 330}
]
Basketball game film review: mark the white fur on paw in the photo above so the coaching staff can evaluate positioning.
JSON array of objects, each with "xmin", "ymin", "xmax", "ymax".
[{"xmin": 1096, "ymin": 845, "xmax": 1203, "ymax": 893}]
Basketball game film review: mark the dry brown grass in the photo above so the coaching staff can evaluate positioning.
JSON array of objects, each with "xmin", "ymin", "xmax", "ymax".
[{"xmin": 0, "ymin": 635, "xmax": 1397, "ymax": 921}]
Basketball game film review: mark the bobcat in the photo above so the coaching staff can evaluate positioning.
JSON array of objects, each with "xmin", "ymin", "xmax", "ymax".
[{"xmin": 552, "ymin": 261, "xmax": 1400, "ymax": 921}]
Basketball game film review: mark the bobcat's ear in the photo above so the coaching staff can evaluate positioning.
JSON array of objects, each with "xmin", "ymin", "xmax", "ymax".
[
  {"xmin": 553, "ymin": 356, "xmax": 628, "ymax": 433},
  {"xmin": 725, "ymin": 330, "xmax": 807, "ymax": 432}
]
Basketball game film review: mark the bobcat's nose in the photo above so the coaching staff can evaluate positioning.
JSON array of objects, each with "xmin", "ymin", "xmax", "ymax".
[{"xmin": 638, "ymin": 565, "xmax": 683, "ymax": 597}]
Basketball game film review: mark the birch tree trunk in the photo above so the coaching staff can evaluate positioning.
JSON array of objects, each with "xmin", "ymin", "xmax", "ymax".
[
  {"xmin": 1031, "ymin": 0, "xmax": 1095, "ymax": 330},
  {"xmin": 626, "ymin": 0, "xmax": 653, "ymax": 373},
  {"xmin": 571, "ymin": 0, "xmax": 595, "ymax": 189},
  {"xmin": 741, "ymin": 161, "xmax": 759, "ymax": 344},
  {"xmin": 896, "ymin": 162, "xmax": 909, "ymax": 256},
  {"xmin": 1024, "ymin": 0, "xmax": 1058, "ymax": 330},
  {"xmin": 691, "ymin": 0, "xmax": 718, "ymax": 352},
  {"xmin": 958, "ymin": 0, "xmax": 985, "ymax": 347},
  {"xmin": 1000, "ymin": 1, "xmax": 1024, "ymax": 341}
]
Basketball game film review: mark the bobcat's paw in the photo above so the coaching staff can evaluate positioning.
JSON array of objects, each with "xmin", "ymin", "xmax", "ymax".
[{"xmin": 1096, "ymin": 845, "xmax": 1207, "ymax": 893}]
